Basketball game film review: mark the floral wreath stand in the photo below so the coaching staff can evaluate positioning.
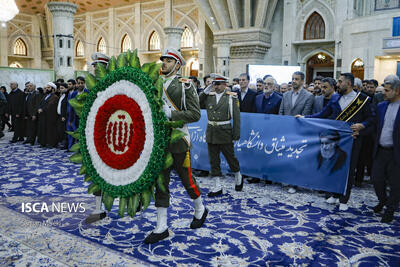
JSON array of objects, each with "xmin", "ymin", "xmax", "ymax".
[{"xmin": 68, "ymin": 50, "xmax": 186, "ymax": 217}]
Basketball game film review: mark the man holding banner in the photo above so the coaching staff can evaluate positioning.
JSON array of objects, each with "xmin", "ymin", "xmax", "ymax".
[
  {"xmin": 302, "ymin": 73, "xmax": 374, "ymax": 211},
  {"xmin": 199, "ymin": 74, "xmax": 243, "ymax": 196}
]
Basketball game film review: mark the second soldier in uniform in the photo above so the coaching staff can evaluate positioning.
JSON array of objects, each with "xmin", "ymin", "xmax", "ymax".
[{"xmin": 199, "ymin": 74, "xmax": 243, "ymax": 196}]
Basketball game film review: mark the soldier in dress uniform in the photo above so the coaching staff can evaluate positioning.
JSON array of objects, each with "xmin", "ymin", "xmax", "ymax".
[
  {"xmin": 145, "ymin": 48, "xmax": 208, "ymax": 244},
  {"xmin": 199, "ymin": 73, "xmax": 243, "ymax": 197},
  {"xmin": 84, "ymin": 52, "xmax": 110, "ymax": 224}
]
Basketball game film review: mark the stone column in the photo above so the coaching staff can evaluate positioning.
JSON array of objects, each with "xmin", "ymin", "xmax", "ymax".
[
  {"xmin": 47, "ymin": 2, "xmax": 77, "ymax": 80},
  {"xmin": 0, "ymin": 25, "xmax": 8, "ymax": 67},
  {"xmin": 163, "ymin": 27, "xmax": 184, "ymax": 49},
  {"xmin": 214, "ymin": 39, "xmax": 231, "ymax": 77}
]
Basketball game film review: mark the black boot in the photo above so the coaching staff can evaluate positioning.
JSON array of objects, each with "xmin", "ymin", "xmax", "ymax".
[
  {"xmin": 144, "ymin": 229, "xmax": 169, "ymax": 244},
  {"xmin": 190, "ymin": 209, "xmax": 208, "ymax": 229}
]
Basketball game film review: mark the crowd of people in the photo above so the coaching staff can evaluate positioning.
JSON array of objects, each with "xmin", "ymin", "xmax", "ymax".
[
  {"xmin": 0, "ymin": 77, "xmax": 87, "ymax": 150},
  {"xmin": 189, "ymin": 71, "xmax": 399, "ymax": 224},
  {"xmin": 0, "ymin": 55, "xmax": 398, "ymax": 233}
]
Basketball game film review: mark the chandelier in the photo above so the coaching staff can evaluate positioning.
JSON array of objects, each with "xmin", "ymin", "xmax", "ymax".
[{"xmin": 0, "ymin": 0, "xmax": 19, "ymax": 26}]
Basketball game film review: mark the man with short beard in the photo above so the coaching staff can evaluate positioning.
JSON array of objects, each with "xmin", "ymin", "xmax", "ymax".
[
  {"xmin": 301, "ymin": 73, "xmax": 374, "ymax": 211},
  {"xmin": 23, "ymin": 82, "xmax": 42, "ymax": 145},
  {"xmin": 279, "ymin": 71, "xmax": 314, "ymax": 116},
  {"xmin": 313, "ymin": 77, "xmax": 336, "ymax": 113},
  {"xmin": 280, "ymin": 83, "xmax": 289, "ymax": 94},
  {"xmin": 313, "ymin": 76, "xmax": 323, "ymax": 96},
  {"xmin": 56, "ymin": 83, "xmax": 69, "ymax": 149},
  {"xmin": 145, "ymin": 48, "xmax": 207, "ymax": 244},
  {"xmin": 37, "ymin": 82, "xmax": 59, "ymax": 147}
]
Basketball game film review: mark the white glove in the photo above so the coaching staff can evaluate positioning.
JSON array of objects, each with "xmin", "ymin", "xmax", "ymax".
[
  {"xmin": 203, "ymin": 84, "xmax": 212, "ymax": 95},
  {"xmin": 163, "ymin": 103, "xmax": 172, "ymax": 119}
]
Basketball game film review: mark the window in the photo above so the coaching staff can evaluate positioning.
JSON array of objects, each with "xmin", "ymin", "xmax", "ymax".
[
  {"xmin": 304, "ymin": 12, "xmax": 325, "ymax": 40},
  {"xmin": 76, "ymin": 40, "xmax": 84, "ymax": 57},
  {"xmin": 59, "ymin": 39, "xmax": 63, "ymax": 48},
  {"xmin": 393, "ymin": 17, "xmax": 400, "ymax": 37},
  {"xmin": 68, "ymin": 40, "xmax": 71, "ymax": 48},
  {"xmin": 148, "ymin": 31, "xmax": 160, "ymax": 51},
  {"xmin": 121, "ymin": 34, "xmax": 132, "ymax": 53},
  {"xmin": 9, "ymin": 62, "xmax": 23, "ymax": 68},
  {"xmin": 13, "ymin": 38, "xmax": 27, "ymax": 56},
  {"xmin": 60, "ymin": 57, "xmax": 63, "ymax": 66},
  {"xmin": 67, "ymin": 56, "xmax": 72, "ymax": 67},
  {"xmin": 180, "ymin": 27, "xmax": 193, "ymax": 48},
  {"xmin": 97, "ymin": 37, "xmax": 106, "ymax": 54}
]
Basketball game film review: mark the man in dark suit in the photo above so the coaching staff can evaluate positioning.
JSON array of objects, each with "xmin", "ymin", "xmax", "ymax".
[
  {"xmin": 304, "ymin": 73, "xmax": 374, "ymax": 211},
  {"xmin": 312, "ymin": 77, "xmax": 336, "ymax": 114},
  {"xmin": 233, "ymin": 73, "xmax": 257, "ymax": 113},
  {"xmin": 370, "ymin": 76, "xmax": 400, "ymax": 223},
  {"xmin": 255, "ymin": 78, "xmax": 282, "ymax": 114},
  {"xmin": 7, "ymin": 81, "xmax": 25, "ymax": 143},
  {"xmin": 23, "ymin": 82, "xmax": 42, "ymax": 145},
  {"xmin": 279, "ymin": 71, "xmax": 314, "ymax": 116}
]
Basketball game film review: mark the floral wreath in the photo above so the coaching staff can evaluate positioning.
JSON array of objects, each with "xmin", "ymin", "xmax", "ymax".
[{"xmin": 68, "ymin": 50, "xmax": 186, "ymax": 217}]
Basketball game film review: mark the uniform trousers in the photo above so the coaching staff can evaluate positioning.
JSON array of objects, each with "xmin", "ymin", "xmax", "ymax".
[
  {"xmin": 207, "ymin": 143, "xmax": 240, "ymax": 177},
  {"xmin": 155, "ymin": 151, "xmax": 201, "ymax": 207}
]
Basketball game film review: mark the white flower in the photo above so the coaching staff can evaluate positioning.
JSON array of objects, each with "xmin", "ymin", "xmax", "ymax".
[{"xmin": 85, "ymin": 80, "xmax": 155, "ymax": 186}]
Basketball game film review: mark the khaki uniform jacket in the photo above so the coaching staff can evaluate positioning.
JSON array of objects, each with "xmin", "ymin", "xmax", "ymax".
[
  {"xmin": 199, "ymin": 91, "xmax": 240, "ymax": 144},
  {"xmin": 165, "ymin": 76, "xmax": 201, "ymax": 153}
]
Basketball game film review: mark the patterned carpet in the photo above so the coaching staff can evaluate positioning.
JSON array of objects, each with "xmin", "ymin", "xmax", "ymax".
[{"xmin": 0, "ymin": 131, "xmax": 399, "ymax": 266}]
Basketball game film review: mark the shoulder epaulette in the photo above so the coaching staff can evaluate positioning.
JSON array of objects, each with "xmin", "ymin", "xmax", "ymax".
[
  {"xmin": 179, "ymin": 77, "xmax": 190, "ymax": 84},
  {"xmin": 226, "ymin": 91, "xmax": 237, "ymax": 97}
]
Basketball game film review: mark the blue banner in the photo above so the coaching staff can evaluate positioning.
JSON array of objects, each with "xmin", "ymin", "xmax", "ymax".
[{"xmin": 189, "ymin": 111, "xmax": 353, "ymax": 194}]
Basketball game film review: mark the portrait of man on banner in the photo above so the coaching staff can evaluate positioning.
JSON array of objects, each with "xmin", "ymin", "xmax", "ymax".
[{"xmin": 317, "ymin": 130, "xmax": 347, "ymax": 174}]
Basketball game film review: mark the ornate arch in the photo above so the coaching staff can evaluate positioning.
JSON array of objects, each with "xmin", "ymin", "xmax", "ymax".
[
  {"xmin": 295, "ymin": 0, "xmax": 335, "ymax": 41},
  {"xmin": 8, "ymin": 31, "xmax": 32, "ymax": 57},
  {"xmin": 142, "ymin": 24, "xmax": 165, "ymax": 51},
  {"xmin": 301, "ymin": 49, "xmax": 334, "ymax": 64}
]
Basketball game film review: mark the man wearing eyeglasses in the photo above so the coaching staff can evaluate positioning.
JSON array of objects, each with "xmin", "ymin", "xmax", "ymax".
[{"xmin": 199, "ymin": 74, "xmax": 243, "ymax": 197}]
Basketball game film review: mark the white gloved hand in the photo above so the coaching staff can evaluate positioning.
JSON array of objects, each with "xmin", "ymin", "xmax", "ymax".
[
  {"xmin": 203, "ymin": 84, "xmax": 212, "ymax": 95},
  {"xmin": 163, "ymin": 103, "xmax": 172, "ymax": 119}
]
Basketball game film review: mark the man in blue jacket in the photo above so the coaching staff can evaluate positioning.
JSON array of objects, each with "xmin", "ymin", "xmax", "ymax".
[{"xmin": 370, "ymin": 75, "xmax": 400, "ymax": 223}]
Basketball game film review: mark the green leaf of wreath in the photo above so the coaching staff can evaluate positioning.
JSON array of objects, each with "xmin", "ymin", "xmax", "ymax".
[
  {"xmin": 95, "ymin": 63, "xmax": 108, "ymax": 79},
  {"xmin": 69, "ymin": 98, "xmax": 83, "ymax": 117},
  {"xmin": 88, "ymin": 183, "xmax": 100, "ymax": 194},
  {"xmin": 76, "ymin": 92, "xmax": 88, "ymax": 102},
  {"xmin": 70, "ymin": 143, "xmax": 80, "ymax": 152},
  {"xmin": 164, "ymin": 152, "xmax": 173, "ymax": 169},
  {"xmin": 66, "ymin": 131, "xmax": 79, "ymax": 139},
  {"xmin": 69, "ymin": 153, "xmax": 82, "ymax": 163},
  {"xmin": 117, "ymin": 53, "xmax": 127, "ymax": 68},
  {"xmin": 170, "ymin": 129, "xmax": 186, "ymax": 144},
  {"xmin": 129, "ymin": 49, "xmax": 140, "ymax": 69},
  {"xmin": 107, "ymin": 56, "xmax": 117, "ymax": 72},
  {"xmin": 86, "ymin": 74, "xmax": 97, "ymax": 90},
  {"xmin": 79, "ymin": 165, "xmax": 87, "ymax": 175}
]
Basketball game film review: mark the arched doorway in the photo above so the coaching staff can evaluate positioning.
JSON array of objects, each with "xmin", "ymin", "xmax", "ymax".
[
  {"xmin": 351, "ymin": 58, "xmax": 364, "ymax": 80},
  {"xmin": 189, "ymin": 58, "xmax": 199, "ymax": 77},
  {"xmin": 306, "ymin": 52, "xmax": 334, "ymax": 84}
]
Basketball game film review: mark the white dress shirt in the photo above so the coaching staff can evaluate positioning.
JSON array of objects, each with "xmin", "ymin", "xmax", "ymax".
[
  {"xmin": 215, "ymin": 92, "xmax": 224, "ymax": 104},
  {"xmin": 338, "ymin": 90, "xmax": 357, "ymax": 111}
]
